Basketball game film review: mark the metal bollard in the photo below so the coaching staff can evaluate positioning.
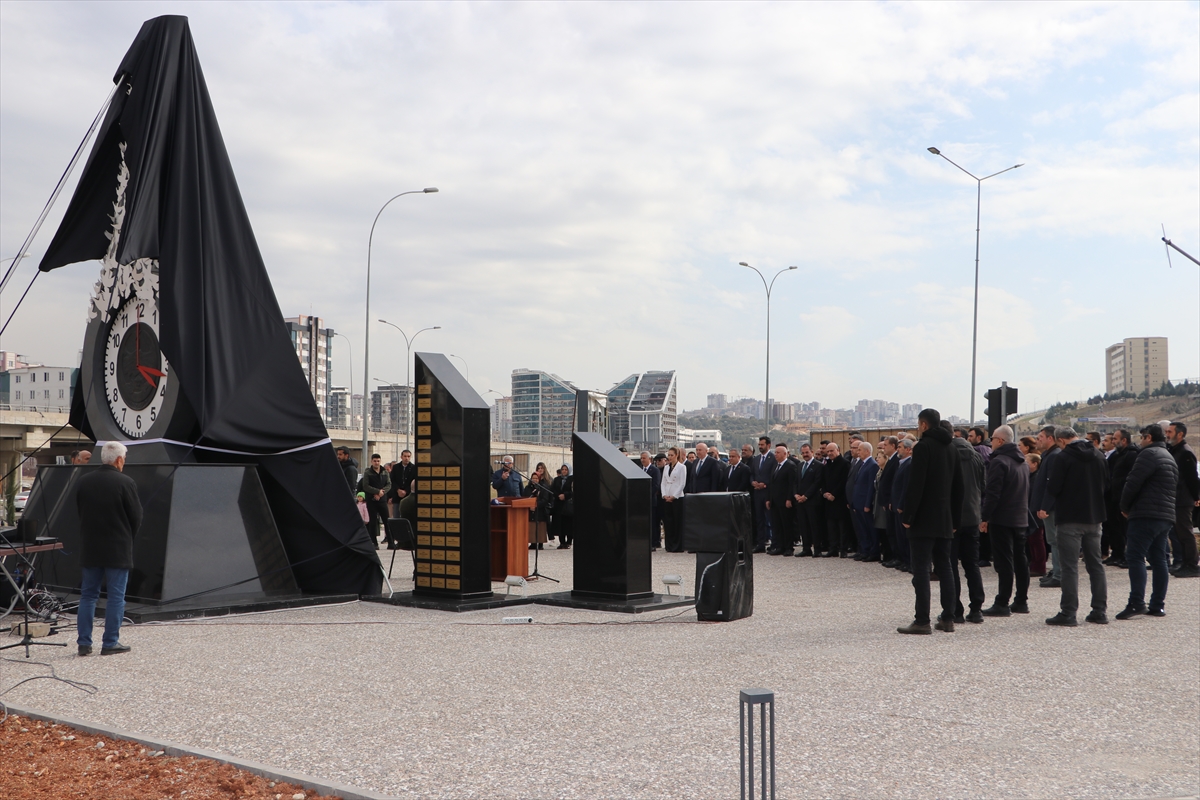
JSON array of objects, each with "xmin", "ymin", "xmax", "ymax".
[{"xmin": 739, "ymin": 688, "xmax": 775, "ymax": 800}]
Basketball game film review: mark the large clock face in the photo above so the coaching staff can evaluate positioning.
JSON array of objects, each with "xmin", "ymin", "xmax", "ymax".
[{"xmin": 103, "ymin": 295, "xmax": 169, "ymax": 438}]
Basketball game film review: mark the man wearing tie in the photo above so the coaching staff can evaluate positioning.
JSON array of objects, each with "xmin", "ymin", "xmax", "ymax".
[
  {"xmin": 877, "ymin": 437, "xmax": 901, "ymax": 566},
  {"xmin": 793, "ymin": 443, "xmax": 825, "ymax": 557},
  {"xmin": 853, "ymin": 441, "xmax": 881, "ymax": 561},
  {"xmin": 766, "ymin": 444, "xmax": 799, "ymax": 555},
  {"xmin": 725, "ymin": 447, "xmax": 752, "ymax": 493},
  {"xmin": 822, "ymin": 443, "xmax": 853, "ymax": 557},
  {"xmin": 640, "ymin": 450, "xmax": 663, "ymax": 550},
  {"xmin": 751, "ymin": 436, "xmax": 775, "ymax": 552}
]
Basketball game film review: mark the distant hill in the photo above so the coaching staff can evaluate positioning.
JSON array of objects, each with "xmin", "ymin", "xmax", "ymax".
[{"xmin": 1012, "ymin": 394, "xmax": 1200, "ymax": 435}]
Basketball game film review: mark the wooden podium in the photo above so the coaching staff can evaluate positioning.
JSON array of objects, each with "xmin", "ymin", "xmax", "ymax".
[{"xmin": 490, "ymin": 497, "xmax": 536, "ymax": 581}]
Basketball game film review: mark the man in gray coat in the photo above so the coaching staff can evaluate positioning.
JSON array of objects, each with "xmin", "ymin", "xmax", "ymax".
[
  {"xmin": 948, "ymin": 422, "xmax": 986, "ymax": 623},
  {"xmin": 1117, "ymin": 424, "xmax": 1178, "ymax": 618},
  {"xmin": 75, "ymin": 441, "xmax": 142, "ymax": 656}
]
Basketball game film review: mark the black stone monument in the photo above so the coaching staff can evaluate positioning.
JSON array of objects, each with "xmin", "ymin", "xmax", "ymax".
[
  {"xmin": 535, "ymin": 432, "xmax": 693, "ymax": 613},
  {"xmin": 364, "ymin": 353, "xmax": 530, "ymax": 611}
]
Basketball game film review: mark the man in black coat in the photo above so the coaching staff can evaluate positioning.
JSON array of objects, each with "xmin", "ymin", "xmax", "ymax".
[
  {"xmin": 389, "ymin": 449, "xmax": 418, "ymax": 517},
  {"xmin": 765, "ymin": 444, "xmax": 799, "ymax": 555},
  {"xmin": 1117, "ymin": 424, "xmax": 1178, "ymax": 618},
  {"xmin": 639, "ymin": 450, "xmax": 663, "ymax": 549},
  {"xmin": 980, "ymin": 425, "xmax": 1031, "ymax": 618},
  {"xmin": 725, "ymin": 448, "xmax": 753, "ymax": 493},
  {"xmin": 1033, "ymin": 426, "xmax": 1064, "ymax": 587},
  {"xmin": 876, "ymin": 437, "xmax": 901, "ymax": 566},
  {"xmin": 1165, "ymin": 422, "xmax": 1200, "ymax": 578},
  {"xmin": 1104, "ymin": 430, "xmax": 1139, "ymax": 567},
  {"xmin": 750, "ymin": 437, "xmax": 775, "ymax": 551},
  {"xmin": 336, "ymin": 447, "xmax": 358, "ymax": 495},
  {"xmin": 75, "ymin": 441, "xmax": 143, "ymax": 656},
  {"xmin": 898, "ymin": 409, "xmax": 964, "ymax": 635},
  {"xmin": 358, "ymin": 454, "xmax": 391, "ymax": 547},
  {"xmin": 1044, "ymin": 427, "xmax": 1108, "ymax": 626},
  {"xmin": 821, "ymin": 443, "xmax": 853, "ymax": 557},
  {"xmin": 687, "ymin": 442, "xmax": 723, "ymax": 494},
  {"xmin": 793, "ymin": 443, "xmax": 825, "ymax": 556},
  {"xmin": 892, "ymin": 438, "xmax": 914, "ymax": 562}
]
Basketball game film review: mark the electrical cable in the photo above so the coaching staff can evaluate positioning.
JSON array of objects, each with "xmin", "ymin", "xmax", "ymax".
[{"xmin": 0, "ymin": 657, "xmax": 98, "ymax": 724}]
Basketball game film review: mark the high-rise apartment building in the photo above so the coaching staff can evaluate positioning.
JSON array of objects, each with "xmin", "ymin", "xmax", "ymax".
[
  {"xmin": 626, "ymin": 370, "xmax": 677, "ymax": 449},
  {"xmin": 370, "ymin": 384, "xmax": 412, "ymax": 433},
  {"xmin": 1106, "ymin": 337, "xmax": 1168, "ymax": 395},
  {"xmin": 606, "ymin": 374, "xmax": 640, "ymax": 446},
  {"xmin": 285, "ymin": 315, "xmax": 334, "ymax": 421},
  {"xmin": 490, "ymin": 395, "xmax": 513, "ymax": 441},
  {"xmin": 328, "ymin": 386, "xmax": 351, "ymax": 429},
  {"xmin": 511, "ymin": 369, "xmax": 577, "ymax": 446}
]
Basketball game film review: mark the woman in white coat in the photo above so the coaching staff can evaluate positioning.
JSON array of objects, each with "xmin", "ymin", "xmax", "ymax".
[{"xmin": 660, "ymin": 446, "xmax": 688, "ymax": 552}]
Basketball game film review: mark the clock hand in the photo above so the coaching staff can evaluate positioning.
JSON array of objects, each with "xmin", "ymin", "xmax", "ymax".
[{"xmin": 138, "ymin": 364, "xmax": 164, "ymax": 387}]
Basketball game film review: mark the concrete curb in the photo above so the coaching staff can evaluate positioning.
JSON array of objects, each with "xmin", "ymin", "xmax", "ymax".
[{"xmin": 4, "ymin": 703, "xmax": 396, "ymax": 800}]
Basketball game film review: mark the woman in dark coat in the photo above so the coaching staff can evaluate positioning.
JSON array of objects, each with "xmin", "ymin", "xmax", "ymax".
[
  {"xmin": 550, "ymin": 464, "xmax": 575, "ymax": 549},
  {"xmin": 523, "ymin": 462, "xmax": 553, "ymax": 549}
]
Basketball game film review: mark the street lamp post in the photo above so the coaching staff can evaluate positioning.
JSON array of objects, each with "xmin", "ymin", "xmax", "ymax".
[
  {"xmin": 739, "ymin": 262, "xmax": 798, "ymax": 438},
  {"xmin": 378, "ymin": 320, "xmax": 440, "ymax": 454},
  {"xmin": 485, "ymin": 388, "xmax": 506, "ymax": 443},
  {"xmin": 333, "ymin": 332, "xmax": 354, "ymax": 428},
  {"xmin": 361, "ymin": 187, "xmax": 438, "ymax": 462},
  {"xmin": 927, "ymin": 147, "xmax": 1022, "ymax": 424},
  {"xmin": 448, "ymin": 354, "xmax": 468, "ymax": 382}
]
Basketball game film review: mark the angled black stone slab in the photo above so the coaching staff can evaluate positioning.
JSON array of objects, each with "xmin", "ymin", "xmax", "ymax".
[
  {"xmin": 567, "ymin": 431, "xmax": 653, "ymax": 603},
  {"xmin": 363, "ymin": 591, "xmax": 532, "ymax": 612},
  {"xmin": 92, "ymin": 593, "xmax": 359, "ymax": 623},
  {"xmin": 24, "ymin": 463, "xmax": 299, "ymax": 605},
  {"xmin": 533, "ymin": 591, "xmax": 694, "ymax": 614},
  {"xmin": 410, "ymin": 353, "xmax": 492, "ymax": 600}
]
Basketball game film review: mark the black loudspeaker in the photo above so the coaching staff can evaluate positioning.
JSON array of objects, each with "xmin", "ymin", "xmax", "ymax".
[{"xmin": 683, "ymin": 492, "xmax": 754, "ymax": 622}]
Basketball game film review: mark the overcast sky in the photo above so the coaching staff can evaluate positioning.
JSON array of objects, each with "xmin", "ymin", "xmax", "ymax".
[{"xmin": 2, "ymin": 1, "xmax": 1197, "ymax": 420}]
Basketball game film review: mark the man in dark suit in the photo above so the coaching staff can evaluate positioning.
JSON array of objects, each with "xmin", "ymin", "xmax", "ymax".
[
  {"xmin": 793, "ymin": 443, "xmax": 825, "ymax": 556},
  {"xmin": 639, "ymin": 450, "xmax": 663, "ymax": 550},
  {"xmin": 898, "ymin": 409, "xmax": 964, "ymax": 635},
  {"xmin": 877, "ymin": 437, "xmax": 901, "ymax": 566},
  {"xmin": 765, "ymin": 444, "xmax": 799, "ymax": 555},
  {"xmin": 750, "ymin": 436, "xmax": 774, "ymax": 551},
  {"xmin": 389, "ymin": 449, "xmax": 418, "ymax": 517},
  {"xmin": 725, "ymin": 447, "xmax": 753, "ymax": 493},
  {"xmin": 687, "ymin": 442, "xmax": 723, "ymax": 494},
  {"xmin": 75, "ymin": 441, "xmax": 143, "ymax": 656},
  {"xmin": 821, "ymin": 443, "xmax": 852, "ymax": 556},
  {"xmin": 853, "ymin": 441, "xmax": 881, "ymax": 561}
]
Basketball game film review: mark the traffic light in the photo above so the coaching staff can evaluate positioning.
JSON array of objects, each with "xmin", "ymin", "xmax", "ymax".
[{"xmin": 984, "ymin": 383, "xmax": 1018, "ymax": 434}]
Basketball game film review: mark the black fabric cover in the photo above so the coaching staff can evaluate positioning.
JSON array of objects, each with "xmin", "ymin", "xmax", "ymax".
[
  {"xmin": 39, "ymin": 15, "xmax": 379, "ymax": 595},
  {"xmin": 680, "ymin": 492, "xmax": 753, "ymax": 553}
]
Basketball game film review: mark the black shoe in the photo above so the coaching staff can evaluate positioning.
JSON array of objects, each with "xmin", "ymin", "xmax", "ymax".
[
  {"xmin": 1009, "ymin": 601, "xmax": 1030, "ymax": 614},
  {"xmin": 897, "ymin": 621, "xmax": 932, "ymax": 635},
  {"xmin": 1040, "ymin": 578, "xmax": 1061, "ymax": 588},
  {"xmin": 839, "ymin": 552, "xmax": 850, "ymax": 558},
  {"xmin": 1102, "ymin": 555, "xmax": 1118, "ymax": 566},
  {"xmin": 752, "ymin": 545, "xmax": 766, "ymax": 554},
  {"xmin": 899, "ymin": 563, "xmax": 912, "ymax": 573},
  {"xmin": 953, "ymin": 613, "xmax": 965, "ymax": 624},
  {"xmin": 529, "ymin": 544, "xmax": 537, "ymax": 550},
  {"xmin": 101, "ymin": 642, "xmax": 132, "ymax": 655},
  {"xmin": 1146, "ymin": 607, "xmax": 1166, "ymax": 617},
  {"xmin": 965, "ymin": 609, "xmax": 984, "ymax": 624},
  {"xmin": 1085, "ymin": 610, "xmax": 1109, "ymax": 625},
  {"xmin": 1171, "ymin": 564, "xmax": 1200, "ymax": 578},
  {"xmin": 935, "ymin": 615, "xmax": 955, "ymax": 633},
  {"xmin": 1115, "ymin": 604, "xmax": 1147, "ymax": 620},
  {"xmin": 1045, "ymin": 613, "xmax": 1077, "ymax": 627},
  {"xmin": 982, "ymin": 604, "xmax": 1011, "ymax": 617},
  {"xmin": 977, "ymin": 559, "xmax": 991, "ymax": 568},
  {"xmin": 793, "ymin": 550, "xmax": 808, "ymax": 557},
  {"xmin": 853, "ymin": 554, "xmax": 865, "ymax": 561},
  {"xmin": 1113, "ymin": 559, "xmax": 1128, "ymax": 569},
  {"xmin": 864, "ymin": 555, "xmax": 881, "ymax": 563},
  {"xmin": 882, "ymin": 559, "xmax": 898, "ymax": 568},
  {"xmin": 77, "ymin": 645, "xmax": 92, "ymax": 656}
]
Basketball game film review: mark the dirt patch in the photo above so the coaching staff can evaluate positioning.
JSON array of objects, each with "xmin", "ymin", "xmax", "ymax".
[{"xmin": 0, "ymin": 712, "xmax": 342, "ymax": 800}]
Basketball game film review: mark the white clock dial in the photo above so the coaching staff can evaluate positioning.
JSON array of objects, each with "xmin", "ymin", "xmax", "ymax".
[{"xmin": 103, "ymin": 295, "xmax": 169, "ymax": 439}]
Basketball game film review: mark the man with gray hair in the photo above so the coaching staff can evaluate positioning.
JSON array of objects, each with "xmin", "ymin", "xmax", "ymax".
[
  {"xmin": 1044, "ymin": 426, "xmax": 1109, "ymax": 626},
  {"xmin": 75, "ymin": 441, "xmax": 142, "ymax": 656},
  {"xmin": 980, "ymin": 425, "xmax": 1030, "ymax": 617}
]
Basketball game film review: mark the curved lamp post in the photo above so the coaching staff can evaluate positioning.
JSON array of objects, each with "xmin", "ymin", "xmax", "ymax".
[
  {"xmin": 361, "ymin": 188, "xmax": 438, "ymax": 461},
  {"xmin": 739, "ymin": 262, "xmax": 797, "ymax": 437},
  {"xmin": 448, "ymin": 354, "xmax": 469, "ymax": 381},
  {"xmin": 378, "ymin": 320, "xmax": 440, "ymax": 453},
  {"xmin": 927, "ymin": 147, "xmax": 1022, "ymax": 423}
]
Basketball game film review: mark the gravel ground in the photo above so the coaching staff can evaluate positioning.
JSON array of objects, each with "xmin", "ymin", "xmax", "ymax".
[{"xmin": 3, "ymin": 547, "xmax": 1198, "ymax": 799}]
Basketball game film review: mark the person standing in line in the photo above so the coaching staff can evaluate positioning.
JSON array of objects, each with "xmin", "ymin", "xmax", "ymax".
[
  {"xmin": 660, "ymin": 447, "xmax": 688, "ymax": 552},
  {"xmin": 1033, "ymin": 425, "xmax": 1064, "ymax": 588},
  {"xmin": 845, "ymin": 441, "xmax": 865, "ymax": 559},
  {"xmin": 892, "ymin": 438, "xmax": 915, "ymax": 569},
  {"xmin": 688, "ymin": 442, "xmax": 722, "ymax": 494},
  {"xmin": 949, "ymin": 421, "xmax": 986, "ymax": 622},
  {"xmin": 853, "ymin": 441, "xmax": 880, "ymax": 562},
  {"xmin": 821, "ymin": 443, "xmax": 853, "ymax": 558},
  {"xmin": 877, "ymin": 436, "xmax": 901, "ymax": 567},
  {"xmin": 750, "ymin": 436, "xmax": 775, "ymax": 552},
  {"xmin": 75, "ymin": 441, "xmax": 142, "ymax": 656},
  {"xmin": 1104, "ymin": 430, "xmax": 1139, "ymax": 568},
  {"xmin": 1025, "ymin": 454, "xmax": 1047, "ymax": 576},
  {"xmin": 389, "ymin": 449, "xmax": 418, "ymax": 518},
  {"xmin": 522, "ymin": 462, "xmax": 553, "ymax": 550},
  {"xmin": 640, "ymin": 451, "xmax": 663, "ymax": 551},
  {"xmin": 725, "ymin": 447, "xmax": 752, "ymax": 493},
  {"xmin": 765, "ymin": 444, "xmax": 799, "ymax": 555},
  {"xmin": 1044, "ymin": 427, "xmax": 1109, "ymax": 626},
  {"xmin": 1116, "ymin": 424, "xmax": 1178, "ymax": 619},
  {"xmin": 358, "ymin": 454, "xmax": 391, "ymax": 547},
  {"xmin": 980, "ymin": 425, "xmax": 1031, "ymax": 619},
  {"xmin": 550, "ymin": 464, "xmax": 575, "ymax": 549},
  {"xmin": 898, "ymin": 409, "xmax": 963, "ymax": 635},
  {"xmin": 1165, "ymin": 422, "xmax": 1200, "ymax": 578},
  {"xmin": 336, "ymin": 446, "xmax": 358, "ymax": 495},
  {"xmin": 793, "ymin": 443, "xmax": 825, "ymax": 557}
]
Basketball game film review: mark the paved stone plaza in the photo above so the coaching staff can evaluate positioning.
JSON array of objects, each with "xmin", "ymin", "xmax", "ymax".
[{"xmin": 3, "ymin": 548, "xmax": 1198, "ymax": 799}]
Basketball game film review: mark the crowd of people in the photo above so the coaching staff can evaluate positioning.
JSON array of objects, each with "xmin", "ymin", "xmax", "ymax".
[{"xmin": 331, "ymin": 414, "xmax": 1199, "ymax": 631}]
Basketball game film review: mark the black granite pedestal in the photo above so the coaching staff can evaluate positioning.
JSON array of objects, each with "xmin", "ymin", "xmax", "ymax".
[{"xmin": 363, "ymin": 591, "xmax": 533, "ymax": 612}]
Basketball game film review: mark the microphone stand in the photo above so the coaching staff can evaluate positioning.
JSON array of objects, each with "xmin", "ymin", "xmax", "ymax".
[{"xmin": 506, "ymin": 467, "xmax": 559, "ymax": 583}]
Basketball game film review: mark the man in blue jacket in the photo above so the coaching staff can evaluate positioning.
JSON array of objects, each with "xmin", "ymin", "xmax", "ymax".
[{"xmin": 1117, "ymin": 424, "xmax": 1178, "ymax": 618}]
